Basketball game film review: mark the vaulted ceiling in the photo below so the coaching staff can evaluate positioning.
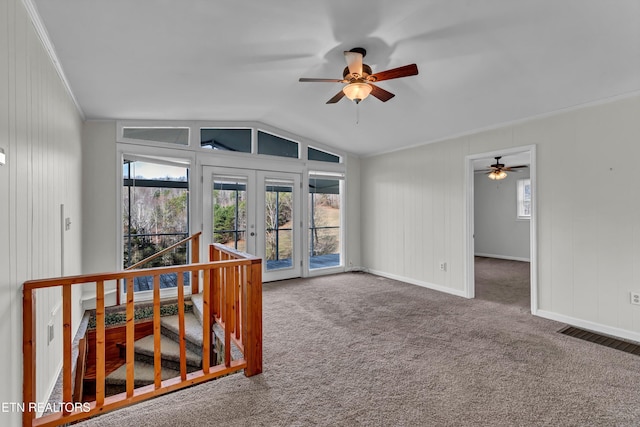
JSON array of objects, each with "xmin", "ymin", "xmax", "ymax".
[{"xmin": 33, "ymin": 0, "xmax": 640, "ymax": 156}]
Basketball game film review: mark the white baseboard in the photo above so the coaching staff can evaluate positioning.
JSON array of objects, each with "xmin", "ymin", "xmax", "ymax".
[
  {"xmin": 475, "ymin": 253, "xmax": 530, "ymax": 262},
  {"xmin": 536, "ymin": 309, "xmax": 640, "ymax": 343},
  {"xmin": 367, "ymin": 269, "xmax": 467, "ymax": 298}
]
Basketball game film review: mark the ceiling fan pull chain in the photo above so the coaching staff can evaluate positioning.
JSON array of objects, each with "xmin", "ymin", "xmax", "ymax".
[{"xmin": 355, "ymin": 102, "xmax": 360, "ymax": 125}]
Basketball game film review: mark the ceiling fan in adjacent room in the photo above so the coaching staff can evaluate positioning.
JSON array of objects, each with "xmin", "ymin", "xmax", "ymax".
[
  {"xmin": 299, "ymin": 47, "xmax": 418, "ymax": 104},
  {"xmin": 476, "ymin": 156, "xmax": 528, "ymax": 180}
]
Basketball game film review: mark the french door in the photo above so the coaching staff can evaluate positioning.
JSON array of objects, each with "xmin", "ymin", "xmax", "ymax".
[{"xmin": 203, "ymin": 166, "xmax": 302, "ymax": 282}]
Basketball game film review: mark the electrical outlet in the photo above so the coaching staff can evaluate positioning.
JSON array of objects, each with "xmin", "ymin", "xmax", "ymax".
[
  {"xmin": 631, "ymin": 292, "xmax": 640, "ymax": 305},
  {"xmin": 439, "ymin": 262, "xmax": 447, "ymax": 272}
]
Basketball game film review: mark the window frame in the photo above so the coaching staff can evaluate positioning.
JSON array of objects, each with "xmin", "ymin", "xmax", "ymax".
[{"xmin": 517, "ymin": 178, "xmax": 531, "ymax": 220}]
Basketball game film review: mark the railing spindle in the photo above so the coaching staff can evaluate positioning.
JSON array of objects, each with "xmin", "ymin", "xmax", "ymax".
[
  {"xmin": 225, "ymin": 268, "xmax": 232, "ymax": 367},
  {"xmin": 191, "ymin": 234, "xmax": 200, "ymax": 294},
  {"xmin": 96, "ymin": 280, "xmax": 106, "ymax": 406},
  {"xmin": 202, "ymin": 267, "xmax": 211, "ymax": 373},
  {"xmin": 177, "ymin": 272, "xmax": 187, "ymax": 381},
  {"xmin": 235, "ymin": 266, "xmax": 241, "ymax": 340},
  {"xmin": 126, "ymin": 277, "xmax": 135, "ymax": 397},
  {"xmin": 153, "ymin": 274, "xmax": 161, "ymax": 389},
  {"xmin": 62, "ymin": 284, "xmax": 72, "ymax": 414}
]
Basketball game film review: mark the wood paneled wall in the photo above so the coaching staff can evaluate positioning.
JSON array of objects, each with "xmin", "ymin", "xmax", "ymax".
[
  {"xmin": 361, "ymin": 94, "xmax": 640, "ymax": 342},
  {"xmin": 0, "ymin": 0, "xmax": 84, "ymax": 425}
]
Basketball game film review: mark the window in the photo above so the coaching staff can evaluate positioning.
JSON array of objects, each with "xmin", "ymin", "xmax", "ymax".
[
  {"xmin": 517, "ymin": 178, "xmax": 531, "ymax": 219},
  {"xmin": 309, "ymin": 175, "xmax": 342, "ymax": 269},
  {"xmin": 257, "ymin": 131, "xmax": 299, "ymax": 159},
  {"xmin": 201, "ymin": 128, "xmax": 251, "ymax": 153},
  {"xmin": 122, "ymin": 127, "xmax": 189, "ymax": 145},
  {"xmin": 123, "ymin": 158, "xmax": 190, "ymax": 291},
  {"xmin": 308, "ymin": 146, "xmax": 340, "ymax": 163}
]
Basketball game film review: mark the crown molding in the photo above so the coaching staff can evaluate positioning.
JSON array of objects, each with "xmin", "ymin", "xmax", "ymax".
[{"xmin": 21, "ymin": 0, "xmax": 85, "ymax": 120}]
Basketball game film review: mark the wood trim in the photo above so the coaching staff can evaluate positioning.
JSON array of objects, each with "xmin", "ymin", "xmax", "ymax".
[
  {"xmin": 95, "ymin": 281, "xmax": 106, "ymax": 406},
  {"xmin": 191, "ymin": 233, "xmax": 200, "ymax": 294},
  {"xmin": 73, "ymin": 337, "xmax": 88, "ymax": 403},
  {"xmin": 24, "ymin": 260, "xmax": 251, "ymax": 291},
  {"xmin": 177, "ymin": 273, "xmax": 187, "ymax": 381},
  {"xmin": 23, "ymin": 244, "xmax": 262, "ymax": 427},
  {"xmin": 153, "ymin": 275, "xmax": 161, "ymax": 389},
  {"xmin": 202, "ymin": 268, "xmax": 211, "ymax": 373},
  {"xmin": 224, "ymin": 270, "xmax": 232, "ymax": 368},
  {"xmin": 244, "ymin": 260, "xmax": 263, "ymax": 376},
  {"xmin": 62, "ymin": 285, "xmax": 72, "ymax": 414},
  {"xmin": 22, "ymin": 288, "xmax": 36, "ymax": 427},
  {"xmin": 125, "ymin": 278, "xmax": 135, "ymax": 397},
  {"xmin": 32, "ymin": 361, "xmax": 248, "ymax": 427},
  {"xmin": 125, "ymin": 232, "xmax": 202, "ymax": 271}
]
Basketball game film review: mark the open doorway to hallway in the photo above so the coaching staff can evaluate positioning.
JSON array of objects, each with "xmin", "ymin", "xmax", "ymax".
[{"xmin": 465, "ymin": 146, "xmax": 537, "ymax": 313}]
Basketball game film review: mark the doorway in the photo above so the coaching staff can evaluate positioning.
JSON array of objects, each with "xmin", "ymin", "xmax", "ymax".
[
  {"xmin": 465, "ymin": 145, "xmax": 537, "ymax": 313},
  {"xmin": 203, "ymin": 166, "xmax": 302, "ymax": 282}
]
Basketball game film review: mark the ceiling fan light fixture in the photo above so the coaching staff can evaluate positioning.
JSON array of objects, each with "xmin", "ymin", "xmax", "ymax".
[
  {"xmin": 343, "ymin": 82, "xmax": 372, "ymax": 104},
  {"xmin": 488, "ymin": 170, "xmax": 508, "ymax": 180}
]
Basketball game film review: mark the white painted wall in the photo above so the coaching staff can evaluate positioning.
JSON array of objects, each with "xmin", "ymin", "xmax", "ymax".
[
  {"xmin": 474, "ymin": 170, "xmax": 530, "ymax": 261},
  {"xmin": 0, "ymin": 0, "xmax": 83, "ymax": 424},
  {"xmin": 82, "ymin": 121, "xmax": 118, "ymax": 273},
  {"xmin": 361, "ymin": 94, "xmax": 640, "ymax": 341},
  {"xmin": 345, "ymin": 154, "xmax": 361, "ymax": 269}
]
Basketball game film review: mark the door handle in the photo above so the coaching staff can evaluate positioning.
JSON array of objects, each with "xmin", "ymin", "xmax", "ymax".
[{"xmin": 250, "ymin": 232, "xmax": 255, "ymax": 236}]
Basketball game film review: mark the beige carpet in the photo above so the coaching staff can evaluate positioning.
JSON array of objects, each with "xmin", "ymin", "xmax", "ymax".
[{"xmin": 78, "ymin": 264, "xmax": 640, "ymax": 426}]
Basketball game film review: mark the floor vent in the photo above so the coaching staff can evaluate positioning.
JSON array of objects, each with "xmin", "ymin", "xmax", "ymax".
[{"xmin": 559, "ymin": 326, "xmax": 640, "ymax": 356}]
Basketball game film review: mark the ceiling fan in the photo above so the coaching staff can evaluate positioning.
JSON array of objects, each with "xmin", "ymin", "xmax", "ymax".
[
  {"xmin": 477, "ymin": 156, "xmax": 528, "ymax": 180},
  {"xmin": 299, "ymin": 47, "xmax": 418, "ymax": 104}
]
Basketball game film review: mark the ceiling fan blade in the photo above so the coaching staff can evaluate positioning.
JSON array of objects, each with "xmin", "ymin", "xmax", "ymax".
[
  {"xmin": 344, "ymin": 51, "xmax": 363, "ymax": 77},
  {"xmin": 299, "ymin": 78, "xmax": 344, "ymax": 83},
  {"xmin": 369, "ymin": 64, "xmax": 419, "ymax": 82},
  {"xmin": 326, "ymin": 90, "xmax": 346, "ymax": 104},
  {"xmin": 369, "ymin": 83, "xmax": 395, "ymax": 102},
  {"xmin": 504, "ymin": 165, "xmax": 529, "ymax": 170}
]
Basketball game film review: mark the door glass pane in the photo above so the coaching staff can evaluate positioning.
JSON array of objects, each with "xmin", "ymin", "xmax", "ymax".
[
  {"xmin": 122, "ymin": 159, "xmax": 190, "ymax": 291},
  {"xmin": 309, "ymin": 177, "xmax": 341, "ymax": 269},
  {"xmin": 213, "ymin": 176, "xmax": 247, "ymax": 252},
  {"xmin": 264, "ymin": 179, "xmax": 294, "ymax": 270}
]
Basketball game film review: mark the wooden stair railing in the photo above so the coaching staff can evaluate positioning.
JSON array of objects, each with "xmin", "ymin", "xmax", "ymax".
[
  {"xmin": 22, "ymin": 244, "xmax": 262, "ymax": 427},
  {"xmin": 118, "ymin": 232, "xmax": 202, "ymax": 305}
]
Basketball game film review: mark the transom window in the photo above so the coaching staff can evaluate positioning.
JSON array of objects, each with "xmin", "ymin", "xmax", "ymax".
[
  {"xmin": 201, "ymin": 128, "xmax": 251, "ymax": 153},
  {"xmin": 122, "ymin": 127, "xmax": 189, "ymax": 145},
  {"xmin": 257, "ymin": 131, "xmax": 299, "ymax": 159}
]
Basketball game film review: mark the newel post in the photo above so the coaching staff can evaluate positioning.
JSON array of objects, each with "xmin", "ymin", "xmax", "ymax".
[
  {"xmin": 244, "ymin": 258, "xmax": 263, "ymax": 376},
  {"xmin": 22, "ymin": 287, "xmax": 36, "ymax": 426}
]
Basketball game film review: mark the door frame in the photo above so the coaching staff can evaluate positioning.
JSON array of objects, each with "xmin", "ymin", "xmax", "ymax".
[
  {"xmin": 202, "ymin": 165, "xmax": 303, "ymax": 282},
  {"xmin": 464, "ymin": 144, "xmax": 538, "ymax": 314}
]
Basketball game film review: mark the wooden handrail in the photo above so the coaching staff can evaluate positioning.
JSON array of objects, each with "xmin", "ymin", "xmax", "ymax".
[
  {"xmin": 22, "ymin": 244, "xmax": 261, "ymax": 427},
  {"xmin": 125, "ymin": 232, "xmax": 201, "ymax": 271}
]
